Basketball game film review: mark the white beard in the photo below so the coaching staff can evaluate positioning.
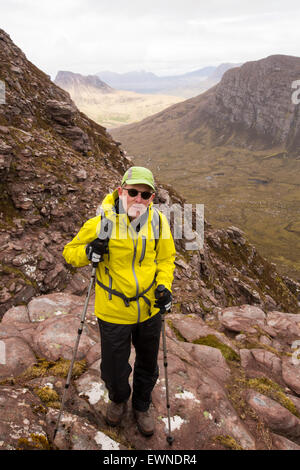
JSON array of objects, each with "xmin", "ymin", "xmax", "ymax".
[{"xmin": 127, "ymin": 203, "xmax": 147, "ymax": 218}]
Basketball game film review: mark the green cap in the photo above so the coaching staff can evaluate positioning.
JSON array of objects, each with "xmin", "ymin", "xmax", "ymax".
[{"xmin": 121, "ymin": 166, "xmax": 155, "ymax": 191}]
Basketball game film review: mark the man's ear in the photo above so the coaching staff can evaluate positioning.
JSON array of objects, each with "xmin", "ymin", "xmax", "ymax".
[{"xmin": 117, "ymin": 186, "xmax": 123, "ymax": 197}]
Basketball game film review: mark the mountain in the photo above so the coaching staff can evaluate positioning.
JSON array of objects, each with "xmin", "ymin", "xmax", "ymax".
[
  {"xmin": 54, "ymin": 70, "xmax": 183, "ymax": 128},
  {"xmin": 111, "ymin": 54, "xmax": 300, "ymax": 279},
  {"xmin": 0, "ymin": 29, "xmax": 298, "ymax": 315},
  {"xmin": 0, "ymin": 29, "xmax": 128, "ymax": 316},
  {"xmin": 1, "ymin": 29, "xmax": 300, "ymax": 451},
  {"xmin": 98, "ymin": 63, "xmax": 240, "ymax": 97},
  {"xmin": 55, "ymin": 70, "xmax": 114, "ymax": 94}
]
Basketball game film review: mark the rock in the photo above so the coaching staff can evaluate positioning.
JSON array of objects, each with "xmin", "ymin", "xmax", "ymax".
[
  {"xmin": 247, "ymin": 390, "xmax": 300, "ymax": 437},
  {"xmin": 75, "ymin": 369, "xmax": 109, "ymax": 411},
  {"xmin": 220, "ymin": 304, "xmax": 266, "ymax": 333},
  {"xmin": 47, "ymin": 409, "xmax": 123, "ymax": 450},
  {"xmin": 282, "ymin": 356, "xmax": 300, "ymax": 395},
  {"xmin": 240, "ymin": 348, "xmax": 282, "ymax": 379},
  {"xmin": 32, "ymin": 314, "xmax": 97, "ymax": 361},
  {"xmin": 0, "ymin": 337, "xmax": 36, "ymax": 379},
  {"xmin": 45, "ymin": 99, "xmax": 76, "ymax": 126},
  {"xmin": 181, "ymin": 342, "xmax": 231, "ymax": 383},
  {"xmin": 272, "ymin": 433, "xmax": 300, "ymax": 450},
  {"xmin": 27, "ymin": 292, "xmax": 85, "ymax": 322},
  {"xmin": 167, "ymin": 313, "xmax": 239, "ymax": 355},
  {"xmin": 266, "ymin": 311, "xmax": 300, "ymax": 343},
  {"xmin": 0, "ymin": 386, "xmax": 49, "ymax": 450}
]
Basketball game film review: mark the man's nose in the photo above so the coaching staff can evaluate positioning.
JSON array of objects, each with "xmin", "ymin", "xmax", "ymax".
[{"xmin": 135, "ymin": 192, "xmax": 143, "ymax": 202}]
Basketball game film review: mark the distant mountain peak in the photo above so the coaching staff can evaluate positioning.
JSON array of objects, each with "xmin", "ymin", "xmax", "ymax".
[{"xmin": 55, "ymin": 70, "xmax": 114, "ymax": 93}]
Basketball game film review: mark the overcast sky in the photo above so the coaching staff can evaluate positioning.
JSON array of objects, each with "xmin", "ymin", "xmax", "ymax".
[{"xmin": 1, "ymin": 0, "xmax": 300, "ymax": 79}]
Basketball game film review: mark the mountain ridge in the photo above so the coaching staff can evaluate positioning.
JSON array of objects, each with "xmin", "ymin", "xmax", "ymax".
[
  {"xmin": 97, "ymin": 63, "xmax": 241, "ymax": 97},
  {"xmin": 111, "ymin": 54, "xmax": 300, "ymax": 279}
]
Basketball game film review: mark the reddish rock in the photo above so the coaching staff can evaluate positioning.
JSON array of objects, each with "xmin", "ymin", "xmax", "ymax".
[
  {"xmin": 272, "ymin": 433, "xmax": 300, "ymax": 450},
  {"xmin": 0, "ymin": 337, "xmax": 36, "ymax": 379},
  {"xmin": 1, "ymin": 305, "xmax": 29, "ymax": 324},
  {"xmin": 32, "ymin": 314, "xmax": 97, "ymax": 361},
  {"xmin": 220, "ymin": 304, "xmax": 266, "ymax": 333},
  {"xmin": 240, "ymin": 348, "xmax": 282, "ymax": 379},
  {"xmin": 0, "ymin": 386, "xmax": 49, "ymax": 450},
  {"xmin": 282, "ymin": 356, "xmax": 300, "ymax": 395},
  {"xmin": 247, "ymin": 390, "xmax": 300, "ymax": 437},
  {"xmin": 27, "ymin": 292, "xmax": 85, "ymax": 322}
]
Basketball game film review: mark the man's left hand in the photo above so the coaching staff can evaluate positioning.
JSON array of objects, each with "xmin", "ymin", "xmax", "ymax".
[{"xmin": 154, "ymin": 285, "xmax": 172, "ymax": 312}]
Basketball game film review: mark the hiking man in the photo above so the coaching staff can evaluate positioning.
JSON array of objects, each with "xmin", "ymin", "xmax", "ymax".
[{"xmin": 63, "ymin": 166, "xmax": 176, "ymax": 436}]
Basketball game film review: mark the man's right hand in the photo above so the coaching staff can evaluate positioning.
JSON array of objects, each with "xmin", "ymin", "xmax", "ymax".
[{"xmin": 86, "ymin": 238, "xmax": 109, "ymax": 263}]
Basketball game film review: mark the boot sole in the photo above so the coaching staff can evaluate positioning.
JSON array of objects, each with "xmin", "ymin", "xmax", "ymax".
[{"xmin": 136, "ymin": 424, "xmax": 154, "ymax": 437}]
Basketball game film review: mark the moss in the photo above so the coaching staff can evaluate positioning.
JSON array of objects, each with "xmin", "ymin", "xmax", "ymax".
[
  {"xmin": 247, "ymin": 377, "xmax": 300, "ymax": 418},
  {"xmin": 17, "ymin": 433, "xmax": 51, "ymax": 450},
  {"xmin": 213, "ymin": 434, "xmax": 244, "ymax": 450},
  {"xmin": 166, "ymin": 320, "xmax": 186, "ymax": 342},
  {"xmin": 193, "ymin": 335, "xmax": 240, "ymax": 362},
  {"xmin": 34, "ymin": 385, "xmax": 60, "ymax": 408}
]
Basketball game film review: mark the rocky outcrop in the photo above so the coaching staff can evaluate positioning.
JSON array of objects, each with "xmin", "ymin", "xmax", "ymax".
[
  {"xmin": 0, "ymin": 29, "xmax": 130, "ymax": 316},
  {"xmin": 1, "ymin": 292, "xmax": 300, "ymax": 450},
  {"xmin": 211, "ymin": 55, "xmax": 300, "ymax": 151}
]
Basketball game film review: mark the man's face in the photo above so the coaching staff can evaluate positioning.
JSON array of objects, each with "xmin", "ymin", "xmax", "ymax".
[{"xmin": 118, "ymin": 184, "xmax": 155, "ymax": 219}]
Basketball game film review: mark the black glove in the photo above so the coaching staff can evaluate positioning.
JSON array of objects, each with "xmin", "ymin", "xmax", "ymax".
[
  {"xmin": 154, "ymin": 284, "xmax": 172, "ymax": 312},
  {"xmin": 86, "ymin": 238, "xmax": 108, "ymax": 263}
]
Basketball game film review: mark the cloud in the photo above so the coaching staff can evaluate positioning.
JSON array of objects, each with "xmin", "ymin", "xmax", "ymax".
[{"xmin": 1, "ymin": 0, "xmax": 300, "ymax": 77}]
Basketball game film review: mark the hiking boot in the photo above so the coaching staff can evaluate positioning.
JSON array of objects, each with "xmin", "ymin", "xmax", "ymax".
[
  {"xmin": 133, "ymin": 408, "xmax": 154, "ymax": 436},
  {"xmin": 105, "ymin": 401, "xmax": 127, "ymax": 426}
]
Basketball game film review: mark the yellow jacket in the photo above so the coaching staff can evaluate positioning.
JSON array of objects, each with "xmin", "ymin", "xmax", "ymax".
[{"xmin": 62, "ymin": 190, "xmax": 176, "ymax": 324}]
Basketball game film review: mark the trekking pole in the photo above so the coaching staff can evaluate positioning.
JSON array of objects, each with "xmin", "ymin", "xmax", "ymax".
[
  {"xmin": 53, "ymin": 263, "xmax": 97, "ymax": 440},
  {"xmin": 161, "ymin": 310, "xmax": 174, "ymax": 446},
  {"xmin": 156, "ymin": 285, "xmax": 174, "ymax": 446},
  {"xmin": 53, "ymin": 218, "xmax": 112, "ymax": 440}
]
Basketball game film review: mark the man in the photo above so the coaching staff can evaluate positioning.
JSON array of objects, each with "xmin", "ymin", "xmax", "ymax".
[{"xmin": 63, "ymin": 166, "xmax": 176, "ymax": 437}]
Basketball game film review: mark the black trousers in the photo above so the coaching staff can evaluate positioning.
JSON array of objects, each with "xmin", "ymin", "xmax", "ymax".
[{"xmin": 97, "ymin": 313, "xmax": 162, "ymax": 412}]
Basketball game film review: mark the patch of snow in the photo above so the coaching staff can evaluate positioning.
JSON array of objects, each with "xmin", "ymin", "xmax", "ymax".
[
  {"xmin": 162, "ymin": 415, "xmax": 187, "ymax": 432},
  {"xmin": 79, "ymin": 381, "xmax": 109, "ymax": 405},
  {"xmin": 175, "ymin": 390, "xmax": 200, "ymax": 403}
]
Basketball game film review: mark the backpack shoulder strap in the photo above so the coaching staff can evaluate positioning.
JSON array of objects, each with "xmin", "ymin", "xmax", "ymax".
[{"xmin": 151, "ymin": 207, "xmax": 161, "ymax": 250}]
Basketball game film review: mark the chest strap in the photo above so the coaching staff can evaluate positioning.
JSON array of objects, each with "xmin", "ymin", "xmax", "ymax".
[{"xmin": 96, "ymin": 275, "xmax": 156, "ymax": 313}]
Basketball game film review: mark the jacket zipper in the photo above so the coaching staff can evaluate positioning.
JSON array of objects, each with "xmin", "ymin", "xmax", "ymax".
[
  {"xmin": 130, "ymin": 229, "xmax": 141, "ymax": 323},
  {"xmin": 139, "ymin": 236, "xmax": 147, "ymax": 266}
]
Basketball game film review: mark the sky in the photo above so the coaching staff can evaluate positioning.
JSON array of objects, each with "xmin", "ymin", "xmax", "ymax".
[{"xmin": 1, "ymin": 0, "xmax": 300, "ymax": 79}]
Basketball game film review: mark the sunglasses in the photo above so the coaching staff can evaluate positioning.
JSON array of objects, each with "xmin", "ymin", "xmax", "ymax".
[{"xmin": 123, "ymin": 188, "xmax": 153, "ymax": 200}]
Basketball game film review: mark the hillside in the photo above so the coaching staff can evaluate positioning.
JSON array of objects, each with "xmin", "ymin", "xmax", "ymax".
[
  {"xmin": 54, "ymin": 71, "xmax": 183, "ymax": 128},
  {"xmin": 111, "ymin": 55, "xmax": 300, "ymax": 279}
]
